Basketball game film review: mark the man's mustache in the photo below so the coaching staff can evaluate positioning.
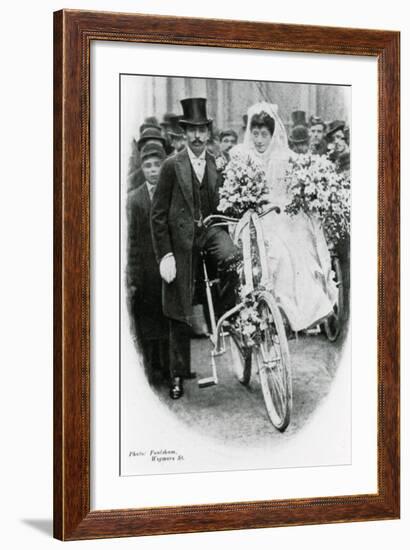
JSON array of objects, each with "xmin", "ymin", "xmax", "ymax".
[{"xmin": 191, "ymin": 138, "xmax": 204, "ymax": 145}]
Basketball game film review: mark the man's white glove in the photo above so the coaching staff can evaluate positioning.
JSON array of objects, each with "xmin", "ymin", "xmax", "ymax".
[{"xmin": 159, "ymin": 253, "xmax": 177, "ymax": 283}]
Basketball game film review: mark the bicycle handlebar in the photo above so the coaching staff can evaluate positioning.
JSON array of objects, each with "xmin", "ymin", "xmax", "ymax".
[
  {"xmin": 255, "ymin": 205, "xmax": 281, "ymax": 218},
  {"xmin": 203, "ymin": 205, "xmax": 281, "ymax": 228}
]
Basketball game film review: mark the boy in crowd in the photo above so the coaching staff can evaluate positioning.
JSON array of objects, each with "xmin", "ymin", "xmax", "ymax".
[
  {"xmin": 219, "ymin": 129, "xmax": 238, "ymax": 161},
  {"xmin": 127, "ymin": 116, "xmax": 161, "ymax": 177},
  {"xmin": 126, "ymin": 142, "xmax": 170, "ymax": 386},
  {"xmin": 127, "ymin": 127, "xmax": 166, "ymax": 192}
]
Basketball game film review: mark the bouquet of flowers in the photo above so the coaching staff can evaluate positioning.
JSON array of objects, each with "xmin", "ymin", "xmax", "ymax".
[
  {"xmin": 217, "ymin": 152, "xmax": 269, "ymax": 217},
  {"xmin": 284, "ymin": 153, "xmax": 351, "ymax": 245},
  {"xmin": 231, "ymin": 290, "xmax": 267, "ymax": 348}
]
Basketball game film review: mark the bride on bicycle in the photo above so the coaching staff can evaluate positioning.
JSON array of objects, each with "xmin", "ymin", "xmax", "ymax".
[{"xmin": 228, "ymin": 102, "xmax": 337, "ymax": 332}]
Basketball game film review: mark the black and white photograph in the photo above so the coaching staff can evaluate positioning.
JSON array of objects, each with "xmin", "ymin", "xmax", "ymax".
[{"xmin": 120, "ymin": 74, "xmax": 351, "ymax": 476}]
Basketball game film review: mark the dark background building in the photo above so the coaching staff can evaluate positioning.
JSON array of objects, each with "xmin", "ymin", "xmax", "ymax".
[{"xmin": 122, "ymin": 75, "xmax": 350, "ymax": 153}]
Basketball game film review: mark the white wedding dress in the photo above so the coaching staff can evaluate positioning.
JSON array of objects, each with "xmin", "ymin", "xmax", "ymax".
[{"xmin": 230, "ymin": 102, "xmax": 337, "ymax": 332}]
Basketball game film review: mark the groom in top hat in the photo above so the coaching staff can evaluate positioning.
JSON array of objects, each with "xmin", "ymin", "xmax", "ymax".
[{"xmin": 151, "ymin": 97, "xmax": 240, "ymax": 399}]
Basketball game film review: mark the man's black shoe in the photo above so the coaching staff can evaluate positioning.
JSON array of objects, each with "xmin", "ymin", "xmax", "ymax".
[{"xmin": 170, "ymin": 377, "xmax": 184, "ymax": 399}]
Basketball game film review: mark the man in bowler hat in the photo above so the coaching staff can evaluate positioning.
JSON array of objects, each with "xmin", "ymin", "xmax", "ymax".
[
  {"xmin": 151, "ymin": 97, "xmax": 240, "ymax": 399},
  {"xmin": 289, "ymin": 124, "xmax": 310, "ymax": 154},
  {"xmin": 160, "ymin": 112, "xmax": 179, "ymax": 155}
]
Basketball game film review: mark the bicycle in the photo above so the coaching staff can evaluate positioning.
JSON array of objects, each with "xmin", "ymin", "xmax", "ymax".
[{"xmin": 197, "ymin": 206, "xmax": 292, "ymax": 432}]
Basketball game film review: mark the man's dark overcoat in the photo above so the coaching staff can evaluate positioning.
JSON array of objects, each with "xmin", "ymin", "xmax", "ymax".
[{"xmin": 151, "ymin": 148, "xmax": 220, "ymax": 324}]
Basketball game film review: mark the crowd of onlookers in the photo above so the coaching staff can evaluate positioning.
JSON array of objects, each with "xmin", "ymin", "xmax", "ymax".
[
  {"xmin": 127, "ymin": 109, "xmax": 350, "ymax": 194},
  {"xmin": 286, "ymin": 110, "xmax": 350, "ymax": 174}
]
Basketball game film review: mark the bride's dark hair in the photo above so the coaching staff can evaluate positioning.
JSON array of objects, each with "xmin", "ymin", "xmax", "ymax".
[{"xmin": 249, "ymin": 111, "xmax": 275, "ymax": 135}]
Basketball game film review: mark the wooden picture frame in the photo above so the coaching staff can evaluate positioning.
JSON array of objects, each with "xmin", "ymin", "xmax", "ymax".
[{"xmin": 53, "ymin": 9, "xmax": 400, "ymax": 540}]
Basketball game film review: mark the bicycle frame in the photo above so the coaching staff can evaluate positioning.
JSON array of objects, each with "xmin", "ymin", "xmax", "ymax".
[
  {"xmin": 198, "ymin": 206, "xmax": 280, "ymax": 388},
  {"xmin": 198, "ymin": 259, "xmax": 245, "ymax": 388}
]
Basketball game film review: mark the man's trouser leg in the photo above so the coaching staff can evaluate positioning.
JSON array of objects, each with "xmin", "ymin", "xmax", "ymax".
[
  {"xmin": 201, "ymin": 226, "xmax": 242, "ymax": 313},
  {"xmin": 169, "ymin": 319, "xmax": 191, "ymax": 379}
]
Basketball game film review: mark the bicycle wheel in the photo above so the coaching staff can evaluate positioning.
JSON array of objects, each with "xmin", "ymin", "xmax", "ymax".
[
  {"xmin": 228, "ymin": 328, "xmax": 252, "ymax": 386},
  {"xmin": 324, "ymin": 256, "xmax": 344, "ymax": 342},
  {"xmin": 254, "ymin": 291, "xmax": 292, "ymax": 431}
]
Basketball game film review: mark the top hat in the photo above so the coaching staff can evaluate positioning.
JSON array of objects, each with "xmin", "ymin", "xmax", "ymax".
[
  {"xmin": 137, "ymin": 127, "xmax": 166, "ymax": 151},
  {"xmin": 140, "ymin": 141, "xmax": 166, "ymax": 162},
  {"xmin": 219, "ymin": 129, "xmax": 238, "ymax": 141},
  {"xmin": 179, "ymin": 98, "xmax": 212, "ymax": 127},
  {"xmin": 309, "ymin": 115, "xmax": 326, "ymax": 129},
  {"xmin": 291, "ymin": 110, "xmax": 307, "ymax": 127},
  {"xmin": 167, "ymin": 115, "xmax": 185, "ymax": 137},
  {"xmin": 326, "ymin": 120, "xmax": 345, "ymax": 137},
  {"xmin": 289, "ymin": 124, "xmax": 309, "ymax": 144}
]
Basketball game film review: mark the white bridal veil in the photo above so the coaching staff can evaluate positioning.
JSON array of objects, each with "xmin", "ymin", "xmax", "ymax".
[{"xmin": 232, "ymin": 102, "xmax": 291, "ymax": 205}]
